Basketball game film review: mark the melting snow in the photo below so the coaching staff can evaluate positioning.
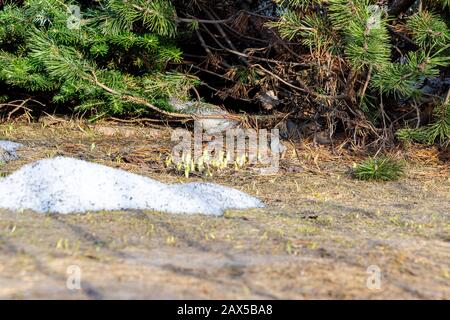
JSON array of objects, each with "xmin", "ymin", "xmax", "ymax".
[{"xmin": 0, "ymin": 157, "xmax": 264, "ymax": 215}]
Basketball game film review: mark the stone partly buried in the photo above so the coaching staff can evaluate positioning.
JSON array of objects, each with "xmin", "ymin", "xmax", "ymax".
[
  {"xmin": 170, "ymin": 97, "xmax": 332, "ymax": 145},
  {"xmin": 0, "ymin": 141, "xmax": 264, "ymax": 215},
  {"xmin": 170, "ymin": 97, "xmax": 239, "ymax": 134}
]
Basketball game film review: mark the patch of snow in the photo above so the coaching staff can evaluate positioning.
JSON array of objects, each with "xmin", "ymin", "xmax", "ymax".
[
  {"xmin": 0, "ymin": 140, "xmax": 23, "ymax": 163},
  {"xmin": 0, "ymin": 157, "xmax": 264, "ymax": 215}
]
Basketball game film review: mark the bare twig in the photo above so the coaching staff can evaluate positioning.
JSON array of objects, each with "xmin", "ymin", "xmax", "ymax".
[{"xmin": 253, "ymin": 64, "xmax": 348, "ymax": 100}]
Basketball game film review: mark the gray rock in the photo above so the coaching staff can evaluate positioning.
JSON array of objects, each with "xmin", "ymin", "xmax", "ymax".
[{"xmin": 170, "ymin": 97, "xmax": 239, "ymax": 134}]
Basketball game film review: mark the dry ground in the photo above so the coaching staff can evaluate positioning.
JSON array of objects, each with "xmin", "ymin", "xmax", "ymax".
[{"xmin": 0, "ymin": 119, "xmax": 449, "ymax": 299}]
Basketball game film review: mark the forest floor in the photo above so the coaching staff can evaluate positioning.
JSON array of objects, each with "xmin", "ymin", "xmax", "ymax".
[{"xmin": 0, "ymin": 118, "xmax": 449, "ymax": 299}]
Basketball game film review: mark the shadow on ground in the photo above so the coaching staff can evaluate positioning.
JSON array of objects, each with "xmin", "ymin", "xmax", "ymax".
[{"xmin": 0, "ymin": 120, "xmax": 449, "ymax": 299}]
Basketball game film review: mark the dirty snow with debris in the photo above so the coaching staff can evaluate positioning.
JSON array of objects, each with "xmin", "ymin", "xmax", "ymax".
[
  {"xmin": 0, "ymin": 157, "xmax": 264, "ymax": 215},
  {"xmin": 0, "ymin": 140, "xmax": 23, "ymax": 163}
]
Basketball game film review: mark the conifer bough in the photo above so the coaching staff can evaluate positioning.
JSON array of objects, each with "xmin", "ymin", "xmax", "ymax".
[
  {"xmin": 178, "ymin": 0, "xmax": 449, "ymax": 146},
  {"xmin": 0, "ymin": 0, "xmax": 449, "ymax": 146},
  {"xmin": 0, "ymin": 0, "xmax": 198, "ymax": 119}
]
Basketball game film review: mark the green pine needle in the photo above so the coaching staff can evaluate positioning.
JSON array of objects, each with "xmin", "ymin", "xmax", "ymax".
[
  {"xmin": 406, "ymin": 11, "xmax": 450, "ymax": 50},
  {"xmin": 396, "ymin": 102, "xmax": 450, "ymax": 146},
  {"xmin": 353, "ymin": 157, "xmax": 404, "ymax": 181}
]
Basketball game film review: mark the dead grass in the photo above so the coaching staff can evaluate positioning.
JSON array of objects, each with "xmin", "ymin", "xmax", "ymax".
[{"xmin": 0, "ymin": 117, "xmax": 448, "ymax": 299}]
